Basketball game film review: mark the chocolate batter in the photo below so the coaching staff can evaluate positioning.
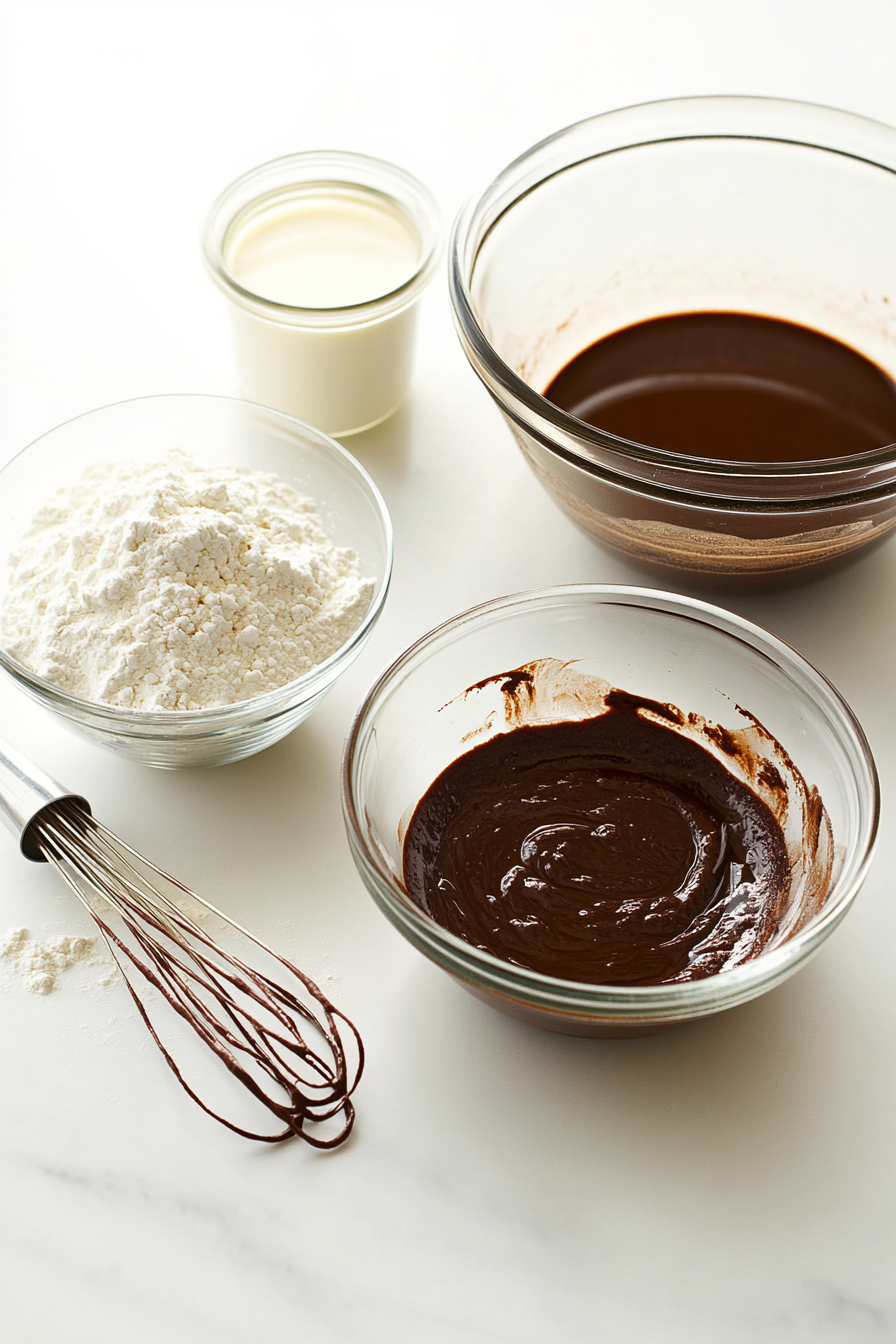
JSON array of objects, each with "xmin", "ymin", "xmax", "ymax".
[
  {"xmin": 544, "ymin": 312, "xmax": 896, "ymax": 463},
  {"xmin": 403, "ymin": 688, "xmax": 792, "ymax": 987}
]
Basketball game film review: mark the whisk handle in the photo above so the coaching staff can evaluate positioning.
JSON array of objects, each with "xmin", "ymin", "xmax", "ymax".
[{"xmin": 0, "ymin": 738, "xmax": 91, "ymax": 862}]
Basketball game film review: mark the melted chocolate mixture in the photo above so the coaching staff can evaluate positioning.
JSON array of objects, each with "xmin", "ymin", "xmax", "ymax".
[
  {"xmin": 543, "ymin": 312, "xmax": 896, "ymax": 463},
  {"xmin": 403, "ymin": 691, "xmax": 790, "ymax": 986}
]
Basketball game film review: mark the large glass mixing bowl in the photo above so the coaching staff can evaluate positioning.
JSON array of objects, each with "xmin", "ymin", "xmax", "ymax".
[{"xmin": 449, "ymin": 97, "xmax": 896, "ymax": 584}]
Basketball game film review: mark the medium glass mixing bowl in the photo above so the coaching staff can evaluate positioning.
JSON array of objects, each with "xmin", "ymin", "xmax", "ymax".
[
  {"xmin": 342, "ymin": 586, "xmax": 879, "ymax": 1036},
  {"xmin": 0, "ymin": 395, "xmax": 393, "ymax": 768},
  {"xmin": 449, "ymin": 97, "xmax": 896, "ymax": 584}
]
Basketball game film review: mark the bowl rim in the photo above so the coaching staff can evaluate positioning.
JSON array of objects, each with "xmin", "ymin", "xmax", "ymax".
[
  {"xmin": 342, "ymin": 582, "xmax": 881, "ymax": 1019},
  {"xmin": 448, "ymin": 94, "xmax": 896, "ymax": 491},
  {"xmin": 0, "ymin": 392, "xmax": 394, "ymax": 724}
]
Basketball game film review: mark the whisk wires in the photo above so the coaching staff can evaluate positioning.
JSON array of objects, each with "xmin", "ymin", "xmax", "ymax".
[{"xmin": 32, "ymin": 798, "xmax": 363, "ymax": 1146}]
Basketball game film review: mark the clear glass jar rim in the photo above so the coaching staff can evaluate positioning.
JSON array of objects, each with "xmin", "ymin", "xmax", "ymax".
[{"xmin": 204, "ymin": 150, "xmax": 443, "ymax": 328}]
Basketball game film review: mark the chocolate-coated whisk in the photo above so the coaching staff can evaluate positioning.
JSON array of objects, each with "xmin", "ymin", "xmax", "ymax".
[{"xmin": 0, "ymin": 739, "xmax": 363, "ymax": 1146}]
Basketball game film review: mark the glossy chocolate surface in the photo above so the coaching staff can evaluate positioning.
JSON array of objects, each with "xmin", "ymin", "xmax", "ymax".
[
  {"xmin": 544, "ymin": 312, "xmax": 896, "ymax": 463},
  {"xmin": 403, "ymin": 687, "xmax": 793, "ymax": 986}
]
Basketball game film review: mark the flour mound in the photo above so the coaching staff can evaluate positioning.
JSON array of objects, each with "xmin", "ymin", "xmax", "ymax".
[
  {"xmin": 2, "ymin": 452, "xmax": 375, "ymax": 710},
  {"xmin": 0, "ymin": 927, "xmax": 98, "ymax": 994}
]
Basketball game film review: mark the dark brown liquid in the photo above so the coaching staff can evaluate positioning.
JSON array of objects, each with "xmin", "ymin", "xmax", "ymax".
[
  {"xmin": 543, "ymin": 313, "xmax": 896, "ymax": 464},
  {"xmin": 403, "ymin": 691, "xmax": 790, "ymax": 987}
]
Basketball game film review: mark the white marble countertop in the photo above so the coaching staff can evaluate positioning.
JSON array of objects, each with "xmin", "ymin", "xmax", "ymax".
[{"xmin": 1, "ymin": 3, "xmax": 895, "ymax": 1341}]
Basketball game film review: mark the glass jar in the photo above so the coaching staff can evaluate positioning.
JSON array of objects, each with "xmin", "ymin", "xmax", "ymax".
[{"xmin": 205, "ymin": 152, "xmax": 441, "ymax": 437}]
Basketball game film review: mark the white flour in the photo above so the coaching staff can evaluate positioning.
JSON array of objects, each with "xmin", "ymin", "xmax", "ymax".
[
  {"xmin": 0, "ymin": 926, "xmax": 100, "ymax": 994},
  {"xmin": 2, "ymin": 451, "xmax": 374, "ymax": 710}
]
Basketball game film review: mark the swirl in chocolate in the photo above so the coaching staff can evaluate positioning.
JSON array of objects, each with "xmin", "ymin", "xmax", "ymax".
[{"xmin": 403, "ymin": 685, "xmax": 793, "ymax": 986}]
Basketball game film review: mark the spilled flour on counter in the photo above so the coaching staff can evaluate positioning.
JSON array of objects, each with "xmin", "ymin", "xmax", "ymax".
[
  {"xmin": 0, "ymin": 894, "xmax": 217, "ymax": 997},
  {"xmin": 2, "ymin": 451, "xmax": 375, "ymax": 710},
  {"xmin": 0, "ymin": 927, "xmax": 111, "ymax": 995}
]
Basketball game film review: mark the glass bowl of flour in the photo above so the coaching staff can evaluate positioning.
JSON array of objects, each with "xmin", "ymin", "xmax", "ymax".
[{"xmin": 0, "ymin": 395, "xmax": 392, "ymax": 767}]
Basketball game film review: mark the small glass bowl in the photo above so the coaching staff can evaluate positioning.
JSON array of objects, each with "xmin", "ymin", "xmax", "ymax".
[
  {"xmin": 342, "ymin": 585, "xmax": 879, "ymax": 1036},
  {"xmin": 449, "ymin": 96, "xmax": 896, "ymax": 584},
  {"xmin": 0, "ymin": 395, "xmax": 393, "ymax": 768}
]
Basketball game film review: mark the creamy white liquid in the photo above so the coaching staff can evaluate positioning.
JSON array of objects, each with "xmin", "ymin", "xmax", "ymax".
[{"xmin": 226, "ymin": 187, "xmax": 421, "ymax": 309}]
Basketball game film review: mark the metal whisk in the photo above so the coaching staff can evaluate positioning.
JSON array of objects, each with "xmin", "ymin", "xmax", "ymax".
[{"xmin": 0, "ymin": 738, "xmax": 363, "ymax": 1146}]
